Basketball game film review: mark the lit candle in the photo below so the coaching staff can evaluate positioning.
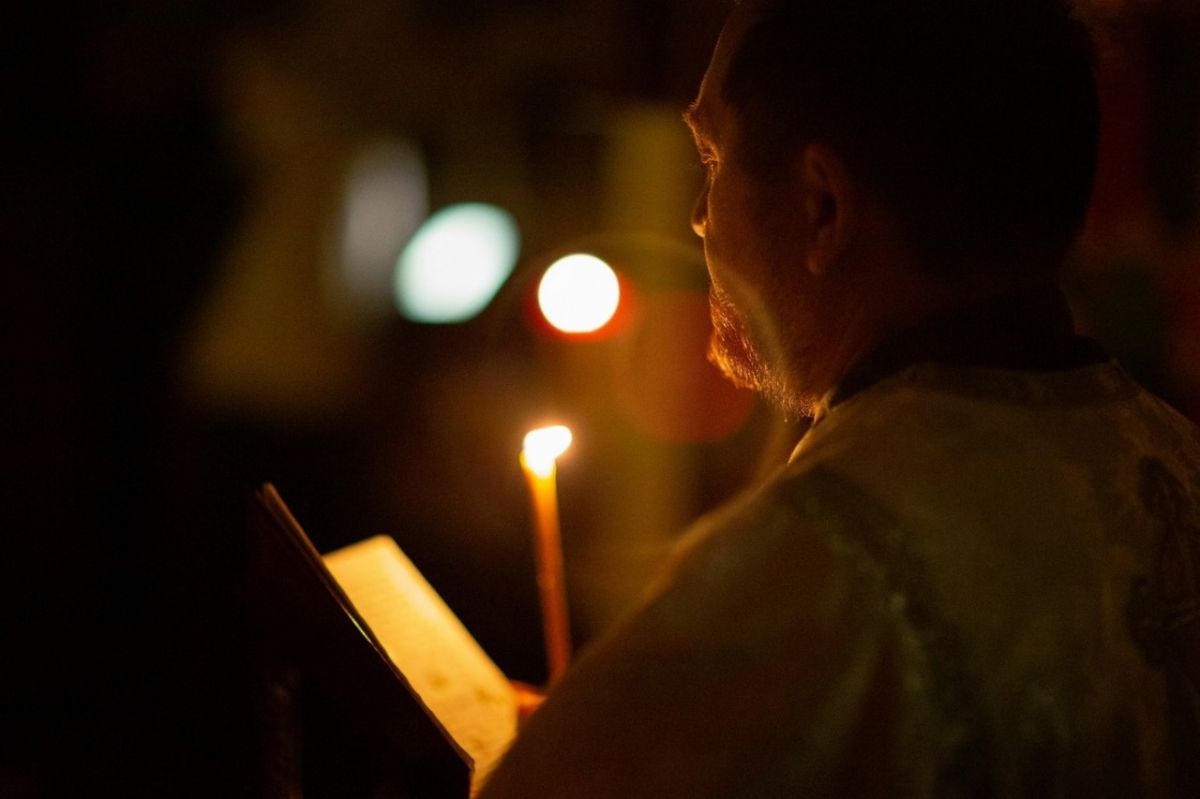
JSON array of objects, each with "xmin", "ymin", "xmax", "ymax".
[{"xmin": 520, "ymin": 425, "xmax": 573, "ymax": 683}]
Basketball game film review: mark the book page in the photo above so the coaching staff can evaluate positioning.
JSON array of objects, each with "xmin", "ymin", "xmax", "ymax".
[{"xmin": 323, "ymin": 536, "xmax": 517, "ymax": 793}]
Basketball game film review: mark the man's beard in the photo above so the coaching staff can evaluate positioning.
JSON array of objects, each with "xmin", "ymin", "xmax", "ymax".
[
  {"xmin": 707, "ymin": 283, "xmax": 767, "ymax": 392},
  {"xmin": 707, "ymin": 282, "xmax": 820, "ymax": 418}
]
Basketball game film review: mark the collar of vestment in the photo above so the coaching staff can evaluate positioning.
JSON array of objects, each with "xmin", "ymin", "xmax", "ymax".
[{"xmin": 826, "ymin": 279, "xmax": 1109, "ymax": 413}]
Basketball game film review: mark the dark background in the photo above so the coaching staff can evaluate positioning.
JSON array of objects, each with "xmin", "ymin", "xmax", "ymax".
[{"xmin": 3, "ymin": 1, "xmax": 1198, "ymax": 795}]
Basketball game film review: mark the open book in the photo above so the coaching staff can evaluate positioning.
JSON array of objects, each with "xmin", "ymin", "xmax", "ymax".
[
  {"xmin": 250, "ymin": 483, "xmax": 517, "ymax": 797},
  {"xmin": 323, "ymin": 536, "xmax": 518, "ymax": 791}
]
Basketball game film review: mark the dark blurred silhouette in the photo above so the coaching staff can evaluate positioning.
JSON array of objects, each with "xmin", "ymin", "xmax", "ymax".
[{"xmin": 2, "ymin": 5, "xmax": 251, "ymax": 795}]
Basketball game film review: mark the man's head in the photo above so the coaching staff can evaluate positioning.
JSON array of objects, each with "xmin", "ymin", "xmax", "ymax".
[{"xmin": 687, "ymin": 0, "xmax": 1099, "ymax": 416}]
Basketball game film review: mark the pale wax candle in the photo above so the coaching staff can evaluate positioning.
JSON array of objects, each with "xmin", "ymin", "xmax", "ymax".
[{"xmin": 520, "ymin": 425, "xmax": 573, "ymax": 683}]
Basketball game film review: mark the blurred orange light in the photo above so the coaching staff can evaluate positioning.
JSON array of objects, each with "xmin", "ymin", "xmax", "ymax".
[
  {"xmin": 537, "ymin": 254, "xmax": 620, "ymax": 334},
  {"xmin": 615, "ymin": 291, "xmax": 756, "ymax": 442}
]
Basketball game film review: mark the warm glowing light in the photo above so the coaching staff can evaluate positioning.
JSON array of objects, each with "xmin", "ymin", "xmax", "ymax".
[
  {"xmin": 395, "ymin": 203, "xmax": 521, "ymax": 323},
  {"xmin": 537, "ymin": 254, "xmax": 620, "ymax": 333},
  {"xmin": 522, "ymin": 425, "xmax": 573, "ymax": 478}
]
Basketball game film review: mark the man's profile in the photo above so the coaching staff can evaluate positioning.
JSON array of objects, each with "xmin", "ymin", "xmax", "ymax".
[{"xmin": 480, "ymin": 0, "xmax": 1200, "ymax": 795}]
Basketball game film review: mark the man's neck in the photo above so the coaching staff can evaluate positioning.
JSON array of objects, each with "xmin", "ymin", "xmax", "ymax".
[{"xmin": 827, "ymin": 279, "xmax": 1108, "ymax": 408}]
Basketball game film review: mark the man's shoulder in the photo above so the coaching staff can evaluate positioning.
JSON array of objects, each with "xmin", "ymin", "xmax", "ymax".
[
  {"xmin": 660, "ymin": 465, "xmax": 895, "ymax": 607},
  {"xmin": 793, "ymin": 359, "xmax": 1199, "ymax": 478}
]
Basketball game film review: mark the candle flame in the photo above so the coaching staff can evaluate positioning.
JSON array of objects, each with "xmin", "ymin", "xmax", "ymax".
[{"xmin": 522, "ymin": 425, "xmax": 573, "ymax": 478}]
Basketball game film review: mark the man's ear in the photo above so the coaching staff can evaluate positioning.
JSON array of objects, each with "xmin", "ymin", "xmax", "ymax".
[{"xmin": 799, "ymin": 144, "xmax": 854, "ymax": 277}]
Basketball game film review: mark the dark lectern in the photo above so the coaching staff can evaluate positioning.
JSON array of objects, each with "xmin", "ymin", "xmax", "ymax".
[{"xmin": 247, "ymin": 483, "xmax": 471, "ymax": 798}]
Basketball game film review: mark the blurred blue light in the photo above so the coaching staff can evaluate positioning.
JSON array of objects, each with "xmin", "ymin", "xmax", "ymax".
[{"xmin": 395, "ymin": 203, "xmax": 521, "ymax": 323}]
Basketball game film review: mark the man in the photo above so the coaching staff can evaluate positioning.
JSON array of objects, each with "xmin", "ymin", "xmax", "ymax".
[{"xmin": 482, "ymin": 0, "xmax": 1200, "ymax": 795}]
